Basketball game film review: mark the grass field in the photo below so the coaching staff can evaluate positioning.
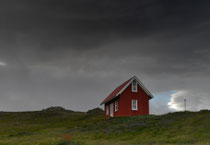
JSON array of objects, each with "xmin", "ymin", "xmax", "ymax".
[{"xmin": 0, "ymin": 108, "xmax": 209, "ymax": 145}]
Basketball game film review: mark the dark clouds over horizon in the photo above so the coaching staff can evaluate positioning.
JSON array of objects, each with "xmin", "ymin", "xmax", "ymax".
[{"xmin": 0, "ymin": 0, "xmax": 210, "ymax": 114}]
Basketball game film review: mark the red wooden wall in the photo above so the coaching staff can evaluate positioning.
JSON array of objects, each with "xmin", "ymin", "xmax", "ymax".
[{"xmin": 104, "ymin": 83, "xmax": 150, "ymax": 118}]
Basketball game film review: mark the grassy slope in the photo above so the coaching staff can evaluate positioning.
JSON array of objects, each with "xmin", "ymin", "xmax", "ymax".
[{"xmin": 0, "ymin": 110, "xmax": 209, "ymax": 145}]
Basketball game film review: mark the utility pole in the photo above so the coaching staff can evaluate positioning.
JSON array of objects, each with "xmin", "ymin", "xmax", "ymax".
[{"xmin": 184, "ymin": 99, "xmax": 186, "ymax": 111}]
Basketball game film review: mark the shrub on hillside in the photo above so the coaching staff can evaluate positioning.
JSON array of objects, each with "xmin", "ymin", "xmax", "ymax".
[
  {"xmin": 86, "ymin": 108, "xmax": 104, "ymax": 114},
  {"xmin": 42, "ymin": 106, "xmax": 73, "ymax": 112}
]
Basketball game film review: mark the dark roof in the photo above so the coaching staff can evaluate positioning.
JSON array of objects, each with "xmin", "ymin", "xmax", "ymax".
[{"xmin": 100, "ymin": 77, "xmax": 132, "ymax": 105}]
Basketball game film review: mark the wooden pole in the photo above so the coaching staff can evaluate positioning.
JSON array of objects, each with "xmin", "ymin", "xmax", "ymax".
[{"xmin": 184, "ymin": 99, "xmax": 186, "ymax": 111}]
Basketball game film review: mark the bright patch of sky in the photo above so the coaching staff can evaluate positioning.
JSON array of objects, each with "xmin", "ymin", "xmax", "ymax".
[
  {"xmin": 0, "ymin": 61, "xmax": 7, "ymax": 66},
  {"xmin": 150, "ymin": 91, "xmax": 177, "ymax": 114},
  {"xmin": 154, "ymin": 91, "xmax": 175, "ymax": 103},
  {"xmin": 168, "ymin": 90, "xmax": 186, "ymax": 111}
]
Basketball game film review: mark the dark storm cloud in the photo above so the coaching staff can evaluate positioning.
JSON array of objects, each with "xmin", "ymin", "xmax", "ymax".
[
  {"xmin": 1, "ymin": 0, "xmax": 210, "ymax": 50},
  {"xmin": 0, "ymin": 0, "xmax": 210, "ymax": 113}
]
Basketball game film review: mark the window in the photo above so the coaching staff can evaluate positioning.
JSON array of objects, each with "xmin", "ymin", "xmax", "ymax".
[
  {"xmin": 106, "ymin": 105, "xmax": 109, "ymax": 116},
  {"xmin": 132, "ymin": 100, "xmax": 138, "ymax": 110},
  {"xmin": 115, "ymin": 101, "xmax": 118, "ymax": 112},
  {"xmin": 132, "ymin": 80, "xmax": 137, "ymax": 92},
  {"xmin": 110, "ymin": 103, "xmax": 113, "ymax": 117}
]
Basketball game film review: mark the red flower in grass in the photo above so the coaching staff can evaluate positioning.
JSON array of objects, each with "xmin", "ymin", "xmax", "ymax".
[{"xmin": 62, "ymin": 133, "xmax": 72, "ymax": 142}]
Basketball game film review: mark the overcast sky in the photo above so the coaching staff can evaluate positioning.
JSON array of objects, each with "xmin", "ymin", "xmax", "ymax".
[{"xmin": 0, "ymin": 0, "xmax": 210, "ymax": 114}]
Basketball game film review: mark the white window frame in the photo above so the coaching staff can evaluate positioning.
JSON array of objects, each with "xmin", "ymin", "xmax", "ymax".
[
  {"xmin": 115, "ymin": 101, "xmax": 118, "ymax": 112},
  {"xmin": 132, "ymin": 100, "xmax": 138, "ymax": 111},
  {"xmin": 132, "ymin": 80, "xmax": 138, "ymax": 92},
  {"xmin": 106, "ymin": 105, "xmax": 109, "ymax": 116}
]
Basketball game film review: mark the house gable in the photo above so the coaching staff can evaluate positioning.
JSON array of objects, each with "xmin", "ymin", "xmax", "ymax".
[
  {"xmin": 117, "ymin": 82, "xmax": 150, "ymax": 116},
  {"xmin": 101, "ymin": 76, "xmax": 154, "ymax": 105},
  {"xmin": 116, "ymin": 76, "xmax": 154, "ymax": 99}
]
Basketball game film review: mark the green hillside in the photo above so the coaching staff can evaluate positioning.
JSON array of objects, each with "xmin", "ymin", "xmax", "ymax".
[{"xmin": 0, "ymin": 108, "xmax": 209, "ymax": 145}]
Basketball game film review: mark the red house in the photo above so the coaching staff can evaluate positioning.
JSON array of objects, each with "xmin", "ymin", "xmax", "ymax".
[{"xmin": 101, "ymin": 76, "xmax": 154, "ymax": 118}]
